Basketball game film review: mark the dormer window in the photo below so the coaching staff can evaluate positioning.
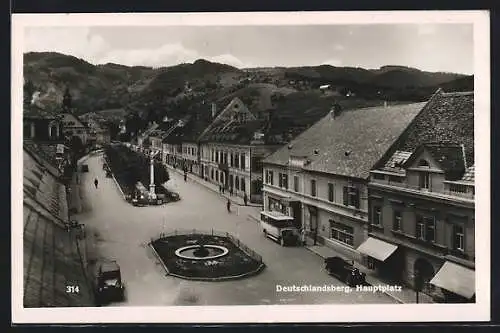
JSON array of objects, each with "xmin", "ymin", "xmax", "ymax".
[{"xmin": 418, "ymin": 159, "xmax": 430, "ymax": 167}]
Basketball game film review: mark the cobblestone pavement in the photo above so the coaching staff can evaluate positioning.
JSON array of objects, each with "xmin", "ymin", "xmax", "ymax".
[{"xmin": 74, "ymin": 154, "xmax": 397, "ymax": 306}]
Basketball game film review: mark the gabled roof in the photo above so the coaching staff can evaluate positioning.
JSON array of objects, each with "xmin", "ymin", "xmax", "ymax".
[
  {"xmin": 404, "ymin": 143, "xmax": 466, "ymax": 181},
  {"xmin": 199, "ymin": 119, "xmax": 268, "ymax": 145},
  {"xmin": 263, "ymin": 102, "xmax": 426, "ymax": 179},
  {"xmin": 373, "ymin": 90, "xmax": 474, "ymax": 177},
  {"xmin": 461, "ymin": 165, "xmax": 475, "ymax": 183}
]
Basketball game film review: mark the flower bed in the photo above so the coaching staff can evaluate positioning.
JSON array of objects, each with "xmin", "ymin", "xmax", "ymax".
[{"xmin": 150, "ymin": 232, "xmax": 265, "ymax": 281}]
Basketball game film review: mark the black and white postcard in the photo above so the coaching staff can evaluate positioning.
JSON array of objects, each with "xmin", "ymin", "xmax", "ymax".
[{"xmin": 11, "ymin": 10, "xmax": 490, "ymax": 323}]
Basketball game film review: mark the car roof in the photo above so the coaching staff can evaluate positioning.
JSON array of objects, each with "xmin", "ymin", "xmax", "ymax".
[{"xmin": 100, "ymin": 260, "xmax": 120, "ymax": 271}]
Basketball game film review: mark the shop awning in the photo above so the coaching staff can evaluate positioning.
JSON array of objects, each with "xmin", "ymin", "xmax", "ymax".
[
  {"xmin": 430, "ymin": 261, "xmax": 475, "ymax": 299},
  {"xmin": 357, "ymin": 237, "xmax": 398, "ymax": 262}
]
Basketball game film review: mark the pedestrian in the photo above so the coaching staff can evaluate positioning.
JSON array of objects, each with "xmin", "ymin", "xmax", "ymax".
[
  {"xmin": 226, "ymin": 198, "xmax": 231, "ymax": 213},
  {"xmin": 94, "ymin": 178, "xmax": 99, "ymax": 189},
  {"xmin": 184, "ymin": 172, "xmax": 187, "ymax": 182},
  {"xmin": 219, "ymin": 184, "xmax": 222, "ymax": 193},
  {"xmin": 243, "ymin": 193, "xmax": 248, "ymax": 206},
  {"xmin": 300, "ymin": 228, "xmax": 306, "ymax": 246},
  {"xmin": 230, "ymin": 187, "xmax": 234, "ymax": 196},
  {"xmin": 221, "ymin": 186, "xmax": 225, "ymax": 194}
]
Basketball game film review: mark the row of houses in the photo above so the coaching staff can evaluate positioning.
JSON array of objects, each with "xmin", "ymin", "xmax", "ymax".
[
  {"xmin": 134, "ymin": 89, "xmax": 475, "ymax": 303},
  {"xmin": 23, "ymin": 104, "xmax": 111, "ymax": 147},
  {"xmin": 136, "ymin": 97, "xmax": 291, "ymax": 204},
  {"xmin": 262, "ymin": 89, "xmax": 475, "ymax": 303}
]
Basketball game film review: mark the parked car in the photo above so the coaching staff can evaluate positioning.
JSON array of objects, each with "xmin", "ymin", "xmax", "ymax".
[
  {"xmin": 165, "ymin": 191, "xmax": 180, "ymax": 202},
  {"xmin": 324, "ymin": 256, "xmax": 367, "ymax": 287},
  {"xmin": 93, "ymin": 260, "xmax": 125, "ymax": 306}
]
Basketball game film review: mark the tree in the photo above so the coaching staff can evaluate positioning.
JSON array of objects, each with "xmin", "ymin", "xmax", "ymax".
[
  {"xmin": 23, "ymin": 79, "xmax": 36, "ymax": 106},
  {"xmin": 63, "ymin": 86, "xmax": 72, "ymax": 111}
]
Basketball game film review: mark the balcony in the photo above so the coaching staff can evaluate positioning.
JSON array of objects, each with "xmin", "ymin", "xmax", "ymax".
[{"xmin": 370, "ymin": 178, "xmax": 474, "ymax": 201}]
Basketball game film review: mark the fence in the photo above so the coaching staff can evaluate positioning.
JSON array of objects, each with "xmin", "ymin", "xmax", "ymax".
[{"xmin": 150, "ymin": 228, "xmax": 263, "ymax": 264}]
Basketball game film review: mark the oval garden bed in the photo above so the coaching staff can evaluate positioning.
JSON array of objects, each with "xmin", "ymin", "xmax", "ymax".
[{"xmin": 150, "ymin": 231, "xmax": 265, "ymax": 281}]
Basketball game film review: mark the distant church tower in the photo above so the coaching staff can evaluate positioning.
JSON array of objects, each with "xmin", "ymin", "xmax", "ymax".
[{"xmin": 62, "ymin": 86, "xmax": 72, "ymax": 113}]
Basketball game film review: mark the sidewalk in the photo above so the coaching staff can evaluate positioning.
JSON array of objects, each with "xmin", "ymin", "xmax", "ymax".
[
  {"xmin": 306, "ymin": 244, "xmax": 434, "ymax": 304},
  {"xmin": 165, "ymin": 163, "xmax": 263, "ymax": 208}
]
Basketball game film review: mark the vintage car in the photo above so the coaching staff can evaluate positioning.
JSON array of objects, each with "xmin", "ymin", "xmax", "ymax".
[
  {"xmin": 324, "ymin": 256, "xmax": 367, "ymax": 287},
  {"xmin": 93, "ymin": 260, "xmax": 125, "ymax": 306}
]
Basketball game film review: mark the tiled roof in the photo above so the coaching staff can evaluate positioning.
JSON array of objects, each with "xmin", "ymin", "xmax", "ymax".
[
  {"xmin": 461, "ymin": 165, "xmax": 475, "ymax": 183},
  {"xmin": 264, "ymin": 102, "xmax": 426, "ymax": 179},
  {"xmin": 380, "ymin": 150, "xmax": 413, "ymax": 174},
  {"xmin": 23, "ymin": 149, "xmax": 93, "ymax": 307},
  {"xmin": 24, "ymin": 204, "xmax": 93, "ymax": 307},
  {"xmin": 199, "ymin": 119, "xmax": 268, "ymax": 145},
  {"xmin": 383, "ymin": 90, "xmax": 474, "ymax": 168},
  {"xmin": 423, "ymin": 143, "xmax": 466, "ymax": 181}
]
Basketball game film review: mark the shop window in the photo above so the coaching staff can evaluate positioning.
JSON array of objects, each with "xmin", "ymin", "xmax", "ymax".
[
  {"xmin": 310, "ymin": 180, "xmax": 316, "ymax": 197},
  {"xmin": 294, "ymin": 176, "xmax": 299, "ymax": 192},
  {"xmin": 330, "ymin": 220, "xmax": 354, "ymax": 246},
  {"xmin": 235, "ymin": 176, "xmax": 240, "ymax": 190},
  {"xmin": 241, "ymin": 177, "xmax": 245, "ymax": 192}
]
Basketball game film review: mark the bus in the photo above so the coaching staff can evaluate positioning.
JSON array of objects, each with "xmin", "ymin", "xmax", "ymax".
[{"xmin": 260, "ymin": 210, "xmax": 299, "ymax": 246}]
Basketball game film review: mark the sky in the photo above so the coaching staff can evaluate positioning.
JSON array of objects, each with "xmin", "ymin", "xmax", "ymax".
[{"xmin": 23, "ymin": 24, "xmax": 474, "ymax": 74}]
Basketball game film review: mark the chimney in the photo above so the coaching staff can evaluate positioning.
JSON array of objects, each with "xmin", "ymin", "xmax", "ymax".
[{"xmin": 211, "ymin": 103, "xmax": 217, "ymax": 118}]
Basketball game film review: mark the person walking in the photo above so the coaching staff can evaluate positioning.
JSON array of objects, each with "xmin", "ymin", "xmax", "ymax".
[
  {"xmin": 243, "ymin": 193, "xmax": 248, "ymax": 206},
  {"xmin": 184, "ymin": 172, "xmax": 187, "ymax": 182},
  {"xmin": 229, "ymin": 187, "xmax": 234, "ymax": 196},
  {"xmin": 94, "ymin": 178, "xmax": 99, "ymax": 189},
  {"xmin": 226, "ymin": 198, "xmax": 231, "ymax": 213}
]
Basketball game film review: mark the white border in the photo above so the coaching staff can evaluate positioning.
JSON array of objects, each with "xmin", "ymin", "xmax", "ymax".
[{"xmin": 12, "ymin": 11, "xmax": 490, "ymax": 323}]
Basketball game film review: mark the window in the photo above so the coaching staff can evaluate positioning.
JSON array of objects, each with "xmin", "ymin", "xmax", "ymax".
[
  {"xmin": 416, "ymin": 216, "xmax": 425, "ymax": 240},
  {"xmin": 393, "ymin": 210, "xmax": 402, "ymax": 231},
  {"xmin": 425, "ymin": 217, "xmax": 435, "ymax": 242},
  {"xmin": 241, "ymin": 153, "xmax": 246, "ymax": 169},
  {"xmin": 235, "ymin": 176, "xmax": 240, "ymax": 190},
  {"xmin": 372, "ymin": 206, "xmax": 382, "ymax": 225},
  {"xmin": 235, "ymin": 153, "xmax": 240, "ymax": 168},
  {"xmin": 241, "ymin": 177, "xmax": 245, "ymax": 192},
  {"xmin": 328, "ymin": 183, "xmax": 334, "ymax": 202},
  {"xmin": 216, "ymin": 171, "xmax": 219, "ymax": 182},
  {"xmin": 224, "ymin": 152, "xmax": 228, "ymax": 165},
  {"xmin": 310, "ymin": 180, "xmax": 317, "ymax": 197},
  {"xmin": 419, "ymin": 172, "xmax": 430, "ymax": 189},
  {"xmin": 267, "ymin": 171, "xmax": 274, "ymax": 185},
  {"xmin": 210, "ymin": 169, "xmax": 214, "ymax": 180},
  {"xmin": 294, "ymin": 176, "xmax": 299, "ymax": 192},
  {"xmin": 415, "ymin": 215, "xmax": 435, "ymax": 242},
  {"xmin": 373, "ymin": 173, "xmax": 385, "ymax": 180},
  {"xmin": 211, "ymin": 150, "xmax": 215, "ymax": 162},
  {"xmin": 453, "ymin": 224, "xmax": 465, "ymax": 251},
  {"xmin": 389, "ymin": 176, "xmax": 403, "ymax": 183},
  {"xmin": 343, "ymin": 186, "xmax": 360, "ymax": 209},
  {"xmin": 330, "ymin": 221, "xmax": 354, "ymax": 246},
  {"xmin": 230, "ymin": 153, "xmax": 234, "ymax": 167},
  {"xmin": 278, "ymin": 173, "xmax": 283, "ymax": 187},
  {"xmin": 282, "ymin": 174, "xmax": 288, "ymax": 190}
]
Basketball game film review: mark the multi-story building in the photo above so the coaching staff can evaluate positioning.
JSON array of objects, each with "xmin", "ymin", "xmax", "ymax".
[
  {"xmin": 199, "ymin": 97, "xmax": 284, "ymax": 203},
  {"xmin": 60, "ymin": 112, "xmax": 90, "ymax": 146},
  {"xmin": 365, "ymin": 90, "xmax": 474, "ymax": 303},
  {"xmin": 262, "ymin": 101, "xmax": 426, "ymax": 261},
  {"xmin": 23, "ymin": 105, "xmax": 63, "ymax": 142}
]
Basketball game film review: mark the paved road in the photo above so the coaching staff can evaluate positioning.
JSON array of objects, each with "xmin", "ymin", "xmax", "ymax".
[{"xmin": 76, "ymin": 154, "xmax": 396, "ymax": 306}]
